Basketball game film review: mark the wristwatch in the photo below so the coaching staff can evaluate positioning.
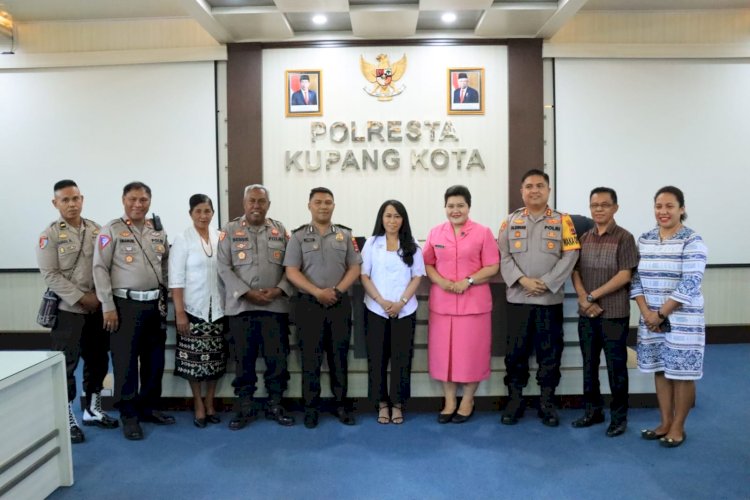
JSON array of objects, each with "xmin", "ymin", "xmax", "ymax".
[
  {"xmin": 466, "ymin": 277, "xmax": 475, "ymax": 286},
  {"xmin": 586, "ymin": 294, "xmax": 595, "ymax": 303}
]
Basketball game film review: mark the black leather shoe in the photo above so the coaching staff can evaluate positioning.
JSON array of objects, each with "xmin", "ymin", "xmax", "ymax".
[
  {"xmin": 206, "ymin": 414, "xmax": 221, "ymax": 424},
  {"xmin": 335, "ymin": 406, "xmax": 355, "ymax": 426},
  {"xmin": 606, "ymin": 420, "xmax": 627, "ymax": 437},
  {"xmin": 266, "ymin": 404, "xmax": 295, "ymax": 427},
  {"xmin": 538, "ymin": 406, "xmax": 560, "ymax": 427},
  {"xmin": 304, "ymin": 408, "xmax": 319, "ymax": 429},
  {"xmin": 437, "ymin": 411, "xmax": 455, "ymax": 424},
  {"xmin": 501, "ymin": 389, "xmax": 525, "ymax": 425},
  {"xmin": 122, "ymin": 417, "xmax": 143, "ymax": 441},
  {"xmin": 571, "ymin": 410, "xmax": 605, "ymax": 428},
  {"xmin": 140, "ymin": 411, "xmax": 175, "ymax": 425},
  {"xmin": 452, "ymin": 406, "xmax": 475, "ymax": 424},
  {"xmin": 194, "ymin": 417, "xmax": 207, "ymax": 428},
  {"xmin": 70, "ymin": 424, "xmax": 85, "ymax": 444},
  {"xmin": 229, "ymin": 411, "xmax": 256, "ymax": 430}
]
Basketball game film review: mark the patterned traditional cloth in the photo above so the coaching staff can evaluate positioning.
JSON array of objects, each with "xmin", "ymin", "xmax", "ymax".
[
  {"xmin": 631, "ymin": 226, "xmax": 707, "ymax": 380},
  {"xmin": 175, "ymin": 313, "xmax": 227, "ymax": 381}
]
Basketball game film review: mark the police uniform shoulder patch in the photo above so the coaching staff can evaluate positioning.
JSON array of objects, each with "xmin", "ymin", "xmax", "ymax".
[
  {"xmin": 39, "ymin": 235, "xmax": 49, "ymax": 249},
  {"xmin": 561, "ymin": 214, "xmax": 581, "ymax": 251},
  {"xmin": 292, "ymin": 224, "xmax": 308, "ymax": 234},
  {"xmin": 98, "ymin": 234, "xmax": 112, "ymax": 249},
  {"xmin": 351, "ymin": 236, "xmax": 360, "ymax": 253},
  {"xmin": 219, "ymin": 231, "xmax": 227, "ymax": 241},
  {"xmin": 500, "ymin": 220, "xmax": 508, "ymax": 232}
]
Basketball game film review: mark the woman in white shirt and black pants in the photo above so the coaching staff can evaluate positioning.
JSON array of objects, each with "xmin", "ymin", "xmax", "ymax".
[
  {"xmin": 361, "ymin": 200, "xmax": 425, "ymax": 424},
  {"xmin": 169, "ymin": 194, "xmax": 227, "ymax": 428}
]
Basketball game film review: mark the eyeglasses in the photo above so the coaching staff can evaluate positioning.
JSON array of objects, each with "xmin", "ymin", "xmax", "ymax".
[{"xmin": 589, "ymin": 203, "xmax": 614, "ymax": 210}]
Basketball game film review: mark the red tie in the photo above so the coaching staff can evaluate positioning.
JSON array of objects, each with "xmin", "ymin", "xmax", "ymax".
[{"xmin": 460, "ymin": 89, "xmax": 465, "ymax": 103}]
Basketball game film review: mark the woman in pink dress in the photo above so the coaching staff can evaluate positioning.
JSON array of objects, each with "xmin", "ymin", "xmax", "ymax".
[{"xmin": 423, "ymin": 185, "xmax": 500, "ymax": 423}]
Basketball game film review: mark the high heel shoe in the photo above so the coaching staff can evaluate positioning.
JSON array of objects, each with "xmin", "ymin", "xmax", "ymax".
[
  {"xmin": 437, "ymin": 409, "xmax": 456, "ymax": 424},
  {"xmin": 391, "ymin": 404, "xmax": 404, "ymax": 425},
  {"xmin": 452, "ymin": 405, "xmax": 475, "ymax": 424},
  {"xmin": 377, "ymin": 403, "xmax": 390, "ymax": 425}
]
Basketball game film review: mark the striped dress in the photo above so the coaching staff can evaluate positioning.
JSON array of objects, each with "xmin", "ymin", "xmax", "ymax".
[{"xmin": 630, "ymin": 226, "xmax": 707, "ymax": 380}]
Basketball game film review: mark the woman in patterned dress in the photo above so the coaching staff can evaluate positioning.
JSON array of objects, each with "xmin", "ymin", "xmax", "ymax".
[
  {"xmin": 631, "ymin": 186, "xmax": 707, "ymax": 447},
  {"xmin": 169, "ymin": 194, "xmax": 227, "ymax": 428}
]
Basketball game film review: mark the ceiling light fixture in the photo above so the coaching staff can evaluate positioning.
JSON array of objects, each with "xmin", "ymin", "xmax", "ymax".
[
  {"xmin": 441, "ymin": 12, "xmax": 457, "ymax": 24},
  {"xmin": 312, "ymin": 14, "xmax": 327, "ymax": 25}
]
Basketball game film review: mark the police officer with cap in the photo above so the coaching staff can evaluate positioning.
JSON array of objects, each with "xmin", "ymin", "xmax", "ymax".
[
  {"xmin": 36, "ymin": 179, "xmax": 119, "ymax": 444},
  {"xmin": 498, "ymin": 169, "xmax": 580, "ymax": 427},
  {"xmin": 284, "ymin": 187, "xmax": 362, "ymax": 428},
  {"xmin": 93, "ymin": 181, "xmax": 173, "ymax": 440},
  {"xmin": 217, "ymin": 184, "xmax": 295, "ymax": 429}
]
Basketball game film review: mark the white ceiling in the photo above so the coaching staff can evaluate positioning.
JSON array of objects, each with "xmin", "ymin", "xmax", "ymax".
[{"xmin": 0, "ymin": 0, "xmax": 748, "ymax": 43}]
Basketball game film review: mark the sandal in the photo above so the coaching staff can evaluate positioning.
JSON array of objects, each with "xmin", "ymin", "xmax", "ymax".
[
  {"xmin": 377, "ymin": 403, "xmax": 390, "ymax": 425},
  {"xmin": 391, "ymin": 404, "xmax": 404, "ymax": 425}
]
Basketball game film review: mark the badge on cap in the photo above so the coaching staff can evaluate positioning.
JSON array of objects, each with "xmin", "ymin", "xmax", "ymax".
[
  {"xmin": 98, "ymin": 234, "xmax": 111, "ymax": 249},
  {"xmin": 547, "ymin": 242, "xmax": 555, "ymax": 249},
  {"xmin": 238, "ymin": 251, "xmax": 246, "ymax": 260},
  {"xmin": 120, "ymin": 231, "xmax": 131, "ymax": 237},
  {"xmin": 39, "ymin": 236, "xmax": 49, "ymax": 249},
  {"xmin": 336, "ymin": 232, "xmax": 344, "ymax": 241},
  {"xmin": 125, "ymin": 255, "xmax": 134, "ymax": 263},
  {"xmin": 514, "ymin": 241, "xmax": 522, "ymax": 249}
]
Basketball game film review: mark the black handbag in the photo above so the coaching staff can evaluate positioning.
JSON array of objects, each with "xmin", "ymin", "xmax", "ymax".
[
  {"xmin": 36, "ymin": 288, "xmax": 61, "ymax": 328},
  {"xmin": 36, "ymin": 226, "xmax": 85, "ymax": 329}
]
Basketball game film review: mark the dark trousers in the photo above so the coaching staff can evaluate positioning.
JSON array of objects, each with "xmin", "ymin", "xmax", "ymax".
[
  {"xmin": 226, "ymin": 311, "xmax": 290, "ymax": 400},
  {"xmin": 365, "ymin": 310, "xmax": 416, "ymax": 407},
  {"xmin": 110, "ymin": 298, "xmax": 166, "ymax": 418},
  {"xmin": 295, "ymin": 293, "xmax": 352, "ymax": 408},
  {"xmin": 504, "ymin": 303, "xmax": 564, "ymax": 390},
  {"xmin": 51, "ymin": 309, "xmax": 109, "ymax": 403},
  {"xmin": 578, "ymin": 316, "xmax": 629, "ymax": 423}
]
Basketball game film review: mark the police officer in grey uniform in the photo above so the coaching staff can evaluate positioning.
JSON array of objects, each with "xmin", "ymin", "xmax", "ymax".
[
  {"xmin": 93, "ymin": 181, "xmax": 174, "ymax": 440},
  {"xmin": 284, "ymin": 187, "xmax": 362, "ymax": 429},
  {"xmin": 36, "ymin": 179, "xmax": 119, "ymax": 444},
  {"xmin": 498, "ymin": 169, "xmax": 580, "ymax": 427},
  {"xmin": 217, "ymin": 184, "xmax": 295, "ymax": 429}
]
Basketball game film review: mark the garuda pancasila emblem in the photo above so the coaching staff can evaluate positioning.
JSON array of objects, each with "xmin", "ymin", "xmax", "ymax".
[{"xmin": 360, "ymin": 53, "xmax": 407, "ymax": 101}]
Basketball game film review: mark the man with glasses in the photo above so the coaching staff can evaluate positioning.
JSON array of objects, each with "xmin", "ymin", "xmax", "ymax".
[{"xmin": 570, "ymin": 187, "xmax": 638, "ymax": 437}]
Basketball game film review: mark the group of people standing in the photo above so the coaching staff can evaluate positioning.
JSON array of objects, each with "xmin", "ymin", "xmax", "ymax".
[{"xmin": 37, "ymin": 169, "xmax": 706, "ymax": 449}]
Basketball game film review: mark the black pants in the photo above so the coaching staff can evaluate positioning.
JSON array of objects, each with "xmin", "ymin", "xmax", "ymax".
[
  {"xmin": 51, "ymin": 309, "xmax": 109, "ymax": 403},
  {"xmin": 365, "ymin": 310, "xmax": 416, "ymax": 407},
  {"xmin": 295, "ymin": 293, "xmax": 352, "ymax": 408},
  {"xmin": 226, "ymin": 311, "xmax": 290, "ymax": 400},
  {"xmin": 504, "ymin": 303, "xmax": 564, "ymax": 390},
  {"xmin": 110, "ymin": 297, "xmax": 166, "ymax": 419},
  {"xmin": 578, "ymin": 316, "xmax": 629, "ymax": 423}
]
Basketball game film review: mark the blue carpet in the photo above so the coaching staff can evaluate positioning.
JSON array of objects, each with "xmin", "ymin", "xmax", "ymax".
[{"xmin": 50, "ymin": 344, "xmax": 750, "ymax": 500}]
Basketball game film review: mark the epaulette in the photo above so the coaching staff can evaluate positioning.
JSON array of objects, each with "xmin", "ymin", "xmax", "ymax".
[
  {"xmin": 292, "ymin": 224, "xmax": 308, "ymax": 233},
  {"xmin": 335, "ymin": 224, "xmax": 352, "ymax": 231}
]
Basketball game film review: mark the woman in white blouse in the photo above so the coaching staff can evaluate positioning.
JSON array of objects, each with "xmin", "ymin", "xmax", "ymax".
[
  {"xmin": 169, "ymin": 194, "xmax": 226, "ymax": 428},
  {"xmin": 361, "ymin": 200, "xmax": 425, "ymax": 424}
]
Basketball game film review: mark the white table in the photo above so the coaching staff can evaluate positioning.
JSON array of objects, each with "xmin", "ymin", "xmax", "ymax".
[{"xmin": 0, "ymin": 351, "xmax": 73, "ymax": 498}]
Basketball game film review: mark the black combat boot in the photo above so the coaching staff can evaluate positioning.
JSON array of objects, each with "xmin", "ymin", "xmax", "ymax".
[
  {"xmin": 501, "ymin": 387, "xmax": 525, "ymax": 425},
  {"xmin": 538, "ymin": 387, "xmax": 560, "ymax": 427}
]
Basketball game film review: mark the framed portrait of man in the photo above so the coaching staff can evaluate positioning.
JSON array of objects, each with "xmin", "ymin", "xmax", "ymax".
[
  {"xmin": 286, "ymin": 70, "xmax": 322, "ymax": 117},
  {"xmin": 447, "ymin": 68, "xmax": 484, "ymax": 115}
]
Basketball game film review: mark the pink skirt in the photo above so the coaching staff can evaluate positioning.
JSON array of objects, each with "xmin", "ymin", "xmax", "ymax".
[{"xmin": 428, "ymin": 312, "xmax": 491, "ymax": 383}]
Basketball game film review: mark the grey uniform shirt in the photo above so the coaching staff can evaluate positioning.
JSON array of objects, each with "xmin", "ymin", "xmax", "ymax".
[
  {"xmin": 92, "ymin": 216, "xmax": 169, "ymax": 313},
  {"xmin": 217, "ymin": 216, "xmax": 294, "ymax": 315},
  {"xmin": 498, "ymin": 207, "xmax": 580, "ymax": 305},
  {"xmin": 283, "ymin": 223, "xmax": 362, "ymax": 290},
  {"xmin": 36, "ymin": 217, "xmax": 100, "ymax": 314}
]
